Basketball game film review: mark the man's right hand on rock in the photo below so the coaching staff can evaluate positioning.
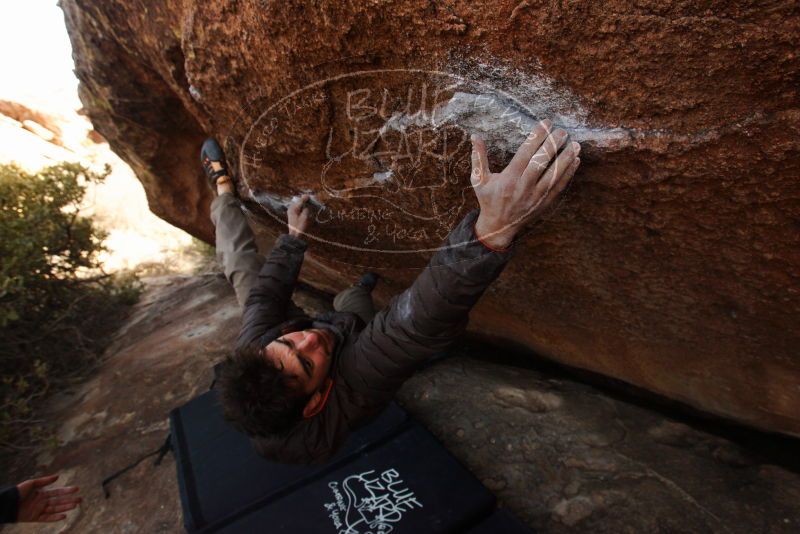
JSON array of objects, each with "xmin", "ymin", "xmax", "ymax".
[{"xmin": 470, "ymin": 120, "xmax": 581, "ymax": 250}]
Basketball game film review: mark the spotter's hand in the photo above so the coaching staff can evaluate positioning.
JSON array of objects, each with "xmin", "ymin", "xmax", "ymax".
[
  {"xmin": 287, "ymin": 194, "xmax": 312, "ymax": 238},
  {"xmin": 16, "ymin": 474, "xmax": 81, "ymax": 523},
  {"xmin": 471, "ymin": 119, "xmax": 580, "ymax": 250}
]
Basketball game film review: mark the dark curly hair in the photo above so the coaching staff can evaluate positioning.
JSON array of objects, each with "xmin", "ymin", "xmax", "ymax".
[{"xmin": 217, "ymin": 342, "xmax": 308, "ymax": 437}]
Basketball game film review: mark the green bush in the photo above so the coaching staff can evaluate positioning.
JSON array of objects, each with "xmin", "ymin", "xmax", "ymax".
[{"xmin": 0, "ymin": 162, "xmax": 141, "ymax": 450}]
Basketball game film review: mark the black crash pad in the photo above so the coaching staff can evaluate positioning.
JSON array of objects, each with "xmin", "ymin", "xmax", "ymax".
[
  {"xmin": 170, "ymin": 389, "xmax": 499, "ymax": 533},
  {"xmin": 213, "ymin": 424, "xmax": 496, "ymax": 533},
  {"xmin": 170, "ymin": 390, "xmax": 409, "ymax": 532}
]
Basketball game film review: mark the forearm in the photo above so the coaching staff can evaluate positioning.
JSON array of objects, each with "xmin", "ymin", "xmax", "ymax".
[
  {"xmin": 348, "ymin": 209, "xmax": 512, "ymax": 396},
  {"xmin": 256, "ymin": 233, "xmax": 307, "ymax": 285},
  {"xmin": 401, "ymin": 208, "xmax": 513, "ymax": 338},
  {"xmin": 235, "ymin": 233, "xmax": 307, "ymax": 349}
]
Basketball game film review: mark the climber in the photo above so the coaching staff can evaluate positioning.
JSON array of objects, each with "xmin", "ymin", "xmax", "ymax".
[{"xmin": 202, "ymin": 119, "xmax": 580, "ymax": 464}]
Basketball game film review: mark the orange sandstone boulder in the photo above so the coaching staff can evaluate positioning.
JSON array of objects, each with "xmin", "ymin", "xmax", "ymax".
[{"xmin": 61, "ymin": 0, "xmax": 800, "ymax": 436}]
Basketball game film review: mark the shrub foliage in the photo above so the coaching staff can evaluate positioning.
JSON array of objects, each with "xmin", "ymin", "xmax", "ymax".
[{"xmin": 0, "ymin": 162, "xmax": 140, "ymax": 450}]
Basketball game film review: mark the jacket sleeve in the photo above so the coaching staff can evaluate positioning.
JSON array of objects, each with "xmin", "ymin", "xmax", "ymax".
[
  {"xmin": 0, "ymin": 485, "xmax": 19, "ymax": 524},
  {"xmin": 346, "ymin": 209, "xmax": 513, "ymax": 403},
  {"xmin": 235, "ymin": 234, "xmax": 308, "ymax": 350}
]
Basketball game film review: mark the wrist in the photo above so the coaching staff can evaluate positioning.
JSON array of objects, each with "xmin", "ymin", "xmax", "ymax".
[
  {"xmin": 474, "ymin": 215, "xmax": 515, "ymax": 251},
  {"xmin": 287, "ymin": 224, "xmax": 305, "ymax": 238},
  {"xmin": 280, "ymin": 232, "xmax": 308, "ymax": 253}
]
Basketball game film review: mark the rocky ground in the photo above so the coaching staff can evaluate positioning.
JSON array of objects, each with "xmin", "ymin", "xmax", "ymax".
[{"xmin": 3, "ymin": 274, "xmax": 799, "ymax": 533}]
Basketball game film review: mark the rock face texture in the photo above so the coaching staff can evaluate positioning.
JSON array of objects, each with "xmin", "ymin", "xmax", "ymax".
[
  {"xmin": 12, "ymin": 274, "xmax": 799, "ymax": 533},
  {"xmin": 60, "ymin": 1, "xmax": 800, "ymax": 436}
]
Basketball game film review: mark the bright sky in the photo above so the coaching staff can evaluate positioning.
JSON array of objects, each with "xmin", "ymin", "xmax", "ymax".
[
  {"xmin": 0, "ymin": 0, "xmax": 80, "ymax": 112},
  {"xmin": 0, "ymin": 1, "xmax": 197, "ymax": 273}
]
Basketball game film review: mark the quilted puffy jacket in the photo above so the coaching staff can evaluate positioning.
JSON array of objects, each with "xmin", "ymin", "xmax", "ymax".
[{"xmin": 235, "ymin": 209, "xmax": 513, "ymax": 464}]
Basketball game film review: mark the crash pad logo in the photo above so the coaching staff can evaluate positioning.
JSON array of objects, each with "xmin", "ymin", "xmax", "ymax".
[{"xmin": 323, "ymin": 468, "xmax": 423, "ymax": 533}]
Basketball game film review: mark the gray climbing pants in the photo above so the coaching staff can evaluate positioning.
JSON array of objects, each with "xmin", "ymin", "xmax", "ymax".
[{"xmin": 210, "ymin": 193, "xmax": 376, "ymax": 324}]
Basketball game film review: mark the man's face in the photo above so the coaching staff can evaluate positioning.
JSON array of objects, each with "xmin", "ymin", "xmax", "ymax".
[{"xmin": 263, "ymin": 328, "xmax": 335, "ymax": 395}]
